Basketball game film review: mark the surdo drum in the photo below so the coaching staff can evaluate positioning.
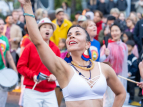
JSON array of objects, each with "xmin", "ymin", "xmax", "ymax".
[{"xmin": 0, "ymin": 68, "xmax": 18, "ymax": 92}]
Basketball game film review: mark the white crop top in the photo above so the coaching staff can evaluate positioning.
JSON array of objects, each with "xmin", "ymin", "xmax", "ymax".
[{"xmin": 62, "ymin": 62, "xmax": 107, "ymax": 101}]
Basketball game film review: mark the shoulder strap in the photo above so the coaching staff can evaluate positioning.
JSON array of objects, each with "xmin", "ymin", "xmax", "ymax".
[
  {"xmin": 98, "ymin": 62, "xmax": 102, "ymax": 74},
  {"xmin": 70, "ymin": 64, "xmax": 78, "ymax": 73},
  {"xmin": 0, "ymin": 43, "xmax": 6, "ymax": 67}
]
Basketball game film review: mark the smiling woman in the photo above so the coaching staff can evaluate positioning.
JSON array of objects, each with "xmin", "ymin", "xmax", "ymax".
[
  {"xmin": 101, "ymin": 23, "xmax": 128, "ymax": 106},
  {"xmin": 81, "ymin": 20, "xmax": 110, "ymax": 62},
  {"xmin": 18, "ymin": 0, "xmax": 126, "ymax": 106}
]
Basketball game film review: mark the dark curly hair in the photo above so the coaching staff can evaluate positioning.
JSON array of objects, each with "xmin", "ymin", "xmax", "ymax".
[{"xmin": 67, "ymin": 25, "xmax": 91, "ymax": 42}]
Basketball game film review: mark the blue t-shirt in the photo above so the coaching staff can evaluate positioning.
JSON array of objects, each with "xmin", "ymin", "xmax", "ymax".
[{"xmin": 90, "ymin": 39, "xmax": 100, "ymax": 61}]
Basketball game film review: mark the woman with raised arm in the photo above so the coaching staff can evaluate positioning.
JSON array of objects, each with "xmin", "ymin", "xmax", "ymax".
[{"xmin": 19, "ymin": 0, "xmax": 126, "ymax": 107}]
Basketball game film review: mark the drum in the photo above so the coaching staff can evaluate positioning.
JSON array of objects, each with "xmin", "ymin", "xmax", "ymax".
[{"xmin": 0, "ymin": 68, "xmax": 18, "ymax": 92}]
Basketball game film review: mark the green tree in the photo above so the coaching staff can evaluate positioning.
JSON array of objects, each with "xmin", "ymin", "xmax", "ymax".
[
  {"xmin": 4, "ymin": 0, "xmax": 14, "ymax": 12},
  {"xmin": 0, "ymin": 13, "xmax": 6, "ymax": 20},
  {"xmin": 55, "ymin": 0, "xmax": 82, "ymax": 14},
  {"xmin": 13, "ymin": 1, "xmax": 20, "ymax": 9},
  {"xmin": 4, "ymin": 0, "xmax": 20, "ymax": 13}
]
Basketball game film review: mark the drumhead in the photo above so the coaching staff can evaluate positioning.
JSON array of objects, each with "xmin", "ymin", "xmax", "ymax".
[{"xmin": 0, "ymin": 68, "xmax": 18, "ymax": 88}]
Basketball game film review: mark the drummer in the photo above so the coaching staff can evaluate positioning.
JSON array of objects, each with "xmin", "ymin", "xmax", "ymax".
[
  {"xmin": 17, "ymin": 18, "xmax": 60, "ymax": 107},
  {"xmin": 0, "ymin": 18, "xmax": 17, "ymax": 107}
]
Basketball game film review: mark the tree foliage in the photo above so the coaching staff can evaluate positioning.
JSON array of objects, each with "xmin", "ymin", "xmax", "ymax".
[
  {"xmin": 55, "ymin": 0, "xmax": 82, "ymax": 13},
  {"xmin": 4, "ymin": 0, "xmax": 14, "ymax": 2},
  {"xmin": 4, "ymin": 0, "xmax": 20, "ymax": 12}
]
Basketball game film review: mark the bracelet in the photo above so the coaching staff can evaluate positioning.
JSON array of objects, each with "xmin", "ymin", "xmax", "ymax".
[{"xmin": 24, "ymin": 13, "xmax": 35, "ymax": 18}]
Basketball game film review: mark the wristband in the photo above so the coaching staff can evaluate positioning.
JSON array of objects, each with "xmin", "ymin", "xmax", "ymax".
[{"xmin": 24, "ymin": 13, "xmax": 35, "ymax": 18}]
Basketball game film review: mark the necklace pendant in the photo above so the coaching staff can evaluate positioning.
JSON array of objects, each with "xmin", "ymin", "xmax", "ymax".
[
  {"xmin": 79, "ymin": 72, "xmax": 82, "ymax": 75},
  {"xmin": 89, "ymin": 78, "xmax": 91, "ymax": 79}
]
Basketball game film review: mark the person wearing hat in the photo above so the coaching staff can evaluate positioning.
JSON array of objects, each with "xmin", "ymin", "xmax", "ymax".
[
  {"xmin": 17, "ymin": 18, "xmax": 60, "ymax": 107},
  {"xmin": 85, "ymin": 11, "xmax": 94, "ymax": 20},
  {"xmin": 50, "ymin": 8, "xmax": 72, "ymax": 46},
  {"xmin": 77, "ymin": 15, "xmax": 87, "ymax": 27},
  {"xmin": 18, "ymin": 0, "xmax": 126, "ymax": 107}
]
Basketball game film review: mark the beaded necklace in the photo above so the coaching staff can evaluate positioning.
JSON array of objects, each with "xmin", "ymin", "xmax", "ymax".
[
  {"xmin": 71, "ymin": 60, "xmax": 94, "ymax": 79},
  {"xmin": 71, "ymin": 59, "xmax": 94, "ymax": 71}
]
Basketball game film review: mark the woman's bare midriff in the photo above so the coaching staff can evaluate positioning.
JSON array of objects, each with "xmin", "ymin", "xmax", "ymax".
[{"xmin": 65, "ymin": 99, "xmax": 103, "ymax": 107}]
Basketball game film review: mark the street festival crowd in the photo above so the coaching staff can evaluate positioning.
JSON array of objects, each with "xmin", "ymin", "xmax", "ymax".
[{"xmin": 1, "ymin": 0, "xmax": 143, "ymax": 107}]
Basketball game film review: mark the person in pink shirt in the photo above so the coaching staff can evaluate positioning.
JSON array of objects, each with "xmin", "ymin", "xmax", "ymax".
[
  {"xmin": 58, "ymin": 38, "xmax": 68, "ymax": 59},
  {"xmin": 101, "ymin": 23, "xmax": 128, "ymax": 107}
]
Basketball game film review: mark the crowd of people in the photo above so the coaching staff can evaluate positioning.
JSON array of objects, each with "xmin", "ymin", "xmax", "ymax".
[
  {"xmin": 1, "ymin": 0, "xmax": 143, "ymax": 107},
  {"xmin": 87, "ymin": 0, "xmax": 143, "ymax": 15}
]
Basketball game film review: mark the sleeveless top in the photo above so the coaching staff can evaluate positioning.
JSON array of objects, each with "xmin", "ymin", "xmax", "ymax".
[{"xmin": 62, "ymin": 62, "xmax": 107, "ymax": 101}]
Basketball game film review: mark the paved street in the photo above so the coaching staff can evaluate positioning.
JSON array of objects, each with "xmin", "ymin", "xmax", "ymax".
[
  {"xmin": 6, "ymin": 92, "xmax": 20, "ymax": 107},
  {"xmin": 5, "ymin": 88, "xmax": 141, "ymax": 107},
  {"xmin": 6, "ymin": 91, "xmax": 66, "ymax": 107}
]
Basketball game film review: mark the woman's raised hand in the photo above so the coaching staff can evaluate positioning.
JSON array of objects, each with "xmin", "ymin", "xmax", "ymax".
[{"xmin": 18, "ymin": 0, "xmax": 31, "ymax": 5}]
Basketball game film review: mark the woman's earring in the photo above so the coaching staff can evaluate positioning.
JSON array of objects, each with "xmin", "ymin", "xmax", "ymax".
[{"xmin": 81, "ymin": 49, "xmax": 90, "ymax": 61}]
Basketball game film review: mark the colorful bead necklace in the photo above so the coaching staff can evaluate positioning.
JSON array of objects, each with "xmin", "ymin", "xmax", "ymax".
[{"xmin": 71, "ymin": 59, "xmax": 94, "ymax": 71}]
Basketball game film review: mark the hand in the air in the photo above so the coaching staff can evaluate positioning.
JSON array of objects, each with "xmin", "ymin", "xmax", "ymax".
[
  {"xmin": 18, "ymin": 0, "xmax": 31, "ymax": 5},
  {"xmin": 47, "ymin": 74, "xmax": 56, "ymax": 82}
]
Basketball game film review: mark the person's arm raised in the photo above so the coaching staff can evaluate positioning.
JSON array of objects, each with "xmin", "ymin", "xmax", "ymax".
[{"xmin": 19, "ymin": 0, "xmax": 70, "ymax": 80}]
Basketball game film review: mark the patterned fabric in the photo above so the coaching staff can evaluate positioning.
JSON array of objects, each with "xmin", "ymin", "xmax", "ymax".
[
  {"xmin": 0, "ymin": 35, "xmax": 9, "ymax": 69},
  {"xmin": 90, "ymin": 39, "xmax": 100, "ymax": 61},
  {"xmin": 5, "ymin": 26, "xmax": 10, "ymax": 40},
  {"xmin": 102, "ymin": 40, "xmax": 128, "ymax": 107},
  {"xmin": 101, "ymin": 40, "xmax": 128, "ymax": 92}
]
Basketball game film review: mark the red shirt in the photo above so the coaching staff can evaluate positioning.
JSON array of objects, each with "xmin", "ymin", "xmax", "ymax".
[
  {"xmin": 17, "ymin": 41, "xmax": 60, "ymax": 92},
  {"xmin": 21, "ymin": 34, "xmax": 31, "ymax": 47},
  {"xmin": 94, "ymin": 20, "xmax": 103, "ymax": 40}
]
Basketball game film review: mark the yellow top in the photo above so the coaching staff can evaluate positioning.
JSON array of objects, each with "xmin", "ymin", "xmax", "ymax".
[{"xmin": 50, "ymin": 19, "xmax": 72, "ymax": 46}]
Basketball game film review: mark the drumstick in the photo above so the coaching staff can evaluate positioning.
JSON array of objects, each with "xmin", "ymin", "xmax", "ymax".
[
  {"xmin": 32, "ymin": 82, "xmax": 38, "ymax": 90},
  {"xmin": 118, "ymin": 75, "xmax": 138, "ymax": 84}
]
